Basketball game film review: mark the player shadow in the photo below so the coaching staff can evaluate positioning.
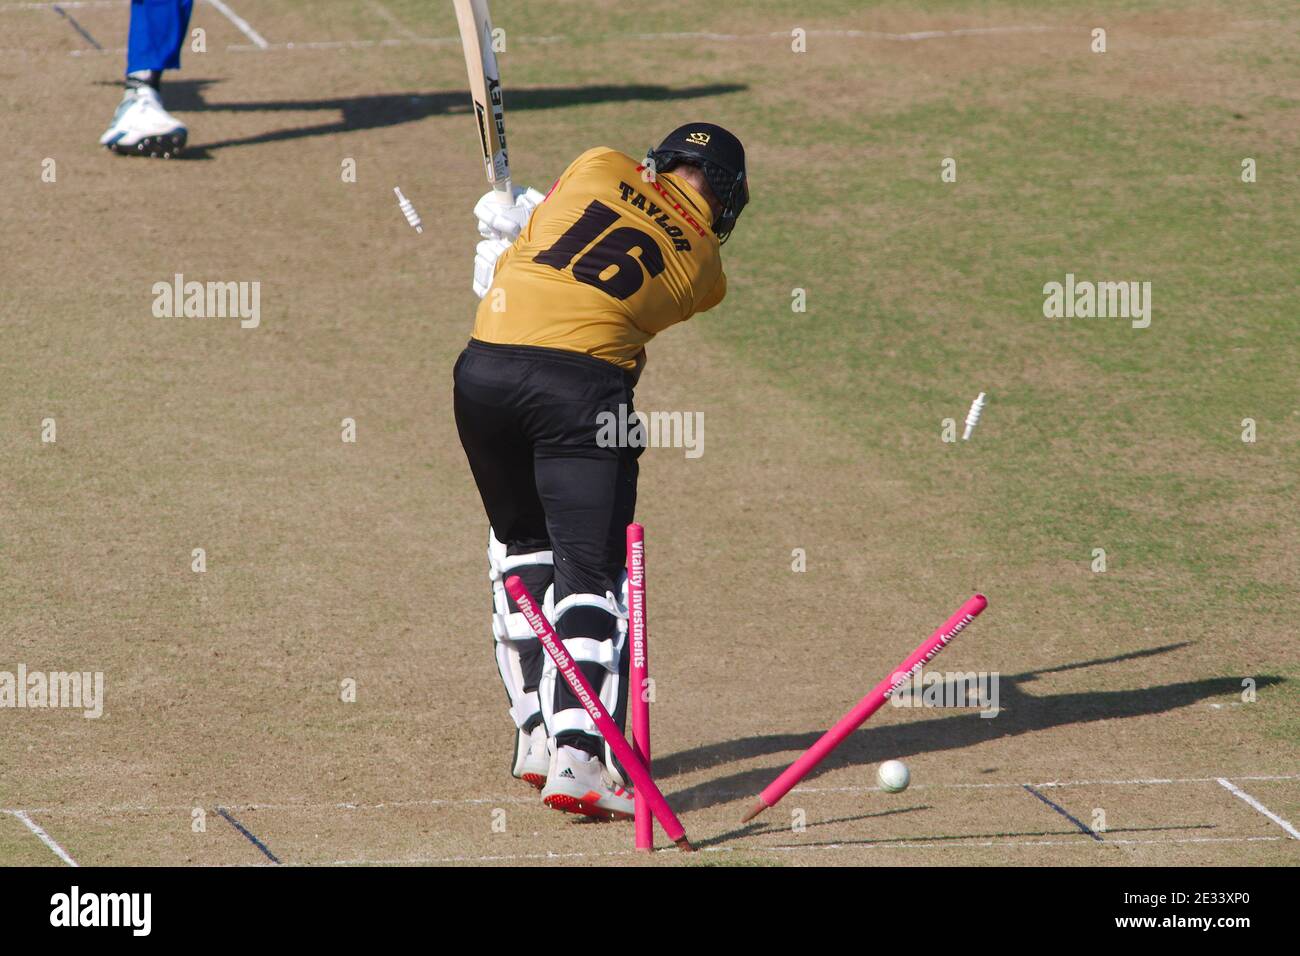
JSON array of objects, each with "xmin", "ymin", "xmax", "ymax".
[
  {"xmin": 657, "ymin": 643, "xmax": 1282, "ymax": 813},
  {"xmin": 113, "ymin": 78, "xmax": 746, "ymax": 153}
]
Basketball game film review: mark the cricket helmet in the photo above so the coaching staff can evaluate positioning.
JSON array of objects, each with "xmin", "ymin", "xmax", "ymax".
[{"xmin": 646, "ymin": 123, "xmax": 749, "ymax": 243}]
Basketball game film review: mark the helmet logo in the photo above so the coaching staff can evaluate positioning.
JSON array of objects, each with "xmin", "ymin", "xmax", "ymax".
[{"xmin": 686, "ymin": 131, "xmax": 711, "ymax": 145}]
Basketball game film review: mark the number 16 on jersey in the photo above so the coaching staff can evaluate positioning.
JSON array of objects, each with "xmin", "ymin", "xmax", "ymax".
[
  {"xmin": 535, "ymin": 200, "xmax": 666, "ymax": 301},
  {"xmin": 453, "ymin": 0, "xmax": 513, "ymax": 207}
]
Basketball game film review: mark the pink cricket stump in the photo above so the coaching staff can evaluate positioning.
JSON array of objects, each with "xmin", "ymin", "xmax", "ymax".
[
  {"xmin": 741, "ymin": 593, "xmax": 988, "ymax": 822},
  {"xmin": 504, "ymin": 574, "xmax": 693, "ymax": 851},
  {"xmin": 626, "ymin": 523, "xmax": 652, "ymax": 851}
]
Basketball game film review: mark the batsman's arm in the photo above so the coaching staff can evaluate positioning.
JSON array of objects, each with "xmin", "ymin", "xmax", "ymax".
[
  {"xmin": 475, "ymin": 186, "xmax": 546, "ymax": 241},
  {"xmin": 472, "ymin": 237, "xmax": 511, "ymax": 299}
]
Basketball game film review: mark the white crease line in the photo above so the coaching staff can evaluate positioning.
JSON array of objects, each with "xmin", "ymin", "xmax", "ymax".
[
  {"xmin": 204, "ymin": 0, "xmax": 267, "ymax": 50},
  {"xmin": 329, "ymin": 834, "xmax": 1285, "ymax": 865},
  {"xmin": 6, "ymin": 1, "xmax": 124, "ymax": 8},
  {"xmin": 224, "ymin": 25, "xmax": 1064, "ymax": 53},
  {"xmin": 626, "ymin": 25, "xmax": 1057, "ymax": 42},
  {"xmin": 0, "ymin": 8, "xmax": 1039, "ymax": 37},
  {"xmin": 877, "ymin": 26, "xmax": 1053, "ymax": 41},
  {"xmin": 11, "ymin": 774, "xmax": 1298, "ymax": 817},
  {"xmin": 8, "ymin": 795, "xmax": 540, "ymax": 817},
  {"xmin": 218, "ymin": 796, "xmax": 540, "ymax": 812},
  {"xmin": 766, "ymin": 834, "xmax": 1285, "ymax": 853},
  {"xmin": 3, "ymin": 810, "xmax": 78, "ymax": 866},
  {"xmin": 1217, "ymin": 778, "xmax": 1300, "ymax": 840},
  {"xmin": 0, "ymin": 21, "xmax": 1266, "ymax": 57},
  {"xmin": 763, "ymin": 834, "xmax": 1285, "ymax": 855},
  {"xmin": 792, "ymin": 773, "xmax": 1300, "ymax": 795},
  {"xmin": 333, "ymin": 847, "xmax": 651, "ymax": 865},
  {"xmin": 229, "ymin": 37, "xmax": 448, "ymax": 53}
]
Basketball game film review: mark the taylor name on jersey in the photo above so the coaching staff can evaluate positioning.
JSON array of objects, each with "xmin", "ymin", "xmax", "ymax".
[{"xmin": 473, "ymin": 147, "xmax": 727, "ymax": 372}]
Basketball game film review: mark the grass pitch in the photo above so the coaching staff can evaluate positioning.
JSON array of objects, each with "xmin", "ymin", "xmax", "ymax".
[{"xmin": 0, "ymin": 0, "xmax": 1296, "ymax": 866}]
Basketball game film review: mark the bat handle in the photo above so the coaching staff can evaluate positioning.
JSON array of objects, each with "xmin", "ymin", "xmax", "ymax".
[{"xmin": 494, "ymin": 179, "xmax": 514, "ymax": 206}]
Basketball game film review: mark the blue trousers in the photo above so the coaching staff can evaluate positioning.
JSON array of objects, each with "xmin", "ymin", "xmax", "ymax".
[{"xmin": 126, "ymin": 0, "xmax": 194, "ymax": 74}]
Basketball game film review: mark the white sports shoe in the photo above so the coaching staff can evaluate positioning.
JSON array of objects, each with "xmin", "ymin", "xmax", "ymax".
[
  {"xmin": 99, "ymin": 86, "xmax": 187, "ymax": 158},
  {"xmin": 541, "ymin": 745, "xmax": 634, "ymax": 820},
  {"xmin": 512, "ymin": 725, "xmax": 549, "ymax": 790}
]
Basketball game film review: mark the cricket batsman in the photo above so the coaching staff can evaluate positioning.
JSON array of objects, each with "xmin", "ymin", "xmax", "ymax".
[{"xmin": 454, "ymin": 123, "xmax": 748, "ymax": 819}]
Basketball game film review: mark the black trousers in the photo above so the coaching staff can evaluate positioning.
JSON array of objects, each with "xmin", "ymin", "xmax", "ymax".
[{"xmin": 453, "ymin": 339, "xmax": 640, "ymax": 755}]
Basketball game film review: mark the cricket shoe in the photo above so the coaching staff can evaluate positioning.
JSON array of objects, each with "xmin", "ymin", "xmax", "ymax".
[
  {"xmin": 512, "ymin": 724, "xmax": 549, "ymax": 790},
  {"xmin": 541, "ymin": 746, "xmax": 634, "ymax": 820},
  {"xmin": 99, "ymin": 87, "xmax": 187, "ymax": 158}
]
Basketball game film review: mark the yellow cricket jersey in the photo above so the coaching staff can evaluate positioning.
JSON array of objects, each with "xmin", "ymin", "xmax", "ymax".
[{"xmin": 472, "ymin": 147, "xmax": 727, "ymax": 371}]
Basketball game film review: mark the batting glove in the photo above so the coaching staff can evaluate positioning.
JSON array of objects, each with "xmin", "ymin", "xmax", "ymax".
[
  {"xmin": 475, "ymin": 186, "xmax": 546, "ymax": 241},
  {"xmin": 473, "ymin": 237, "xmax": 512, "ymax": 298}
]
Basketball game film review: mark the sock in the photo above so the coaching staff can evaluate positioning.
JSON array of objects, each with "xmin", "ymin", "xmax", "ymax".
[
  {"xmin": 125, "ymin": 69, "xmax": 161, "ymax": 92},
  {"xmin": 557, "ymin": 732, "xmax": 602, "ymax": 760}
]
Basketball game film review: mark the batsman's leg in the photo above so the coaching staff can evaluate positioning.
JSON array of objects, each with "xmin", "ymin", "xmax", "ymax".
[
  {"xmin": 534, "ymin": 434, "xmax": 639, "ymax": 818},
  {"xmin": 487, "ymin": 528, "xmax": 553, "ymax": 787},
  {"xmin": 454, "ymin": 346, "xmax": 556, "ymax": 786}
]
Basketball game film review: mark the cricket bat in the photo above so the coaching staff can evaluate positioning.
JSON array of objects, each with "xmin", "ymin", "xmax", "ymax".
[{"xmin": 453, "ymin": 0, "xmax": 513, "ymax": 208}]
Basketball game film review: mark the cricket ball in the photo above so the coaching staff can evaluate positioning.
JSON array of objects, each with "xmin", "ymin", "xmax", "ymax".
[{"xmin": 877, "ymin": 759, "xmax": 910, "ymax": 793}]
